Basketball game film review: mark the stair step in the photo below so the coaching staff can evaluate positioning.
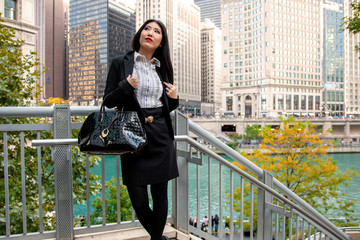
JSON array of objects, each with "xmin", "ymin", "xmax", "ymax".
[{"xmin": 75, "ymin": 224, "xmax": 202, "ymax": 240}]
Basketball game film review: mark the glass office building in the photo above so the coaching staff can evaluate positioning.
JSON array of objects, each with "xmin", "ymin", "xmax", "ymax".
[
  {"xmin": 322, "ymin": 0, "xmax": 345, "ymax": 117},
  {"xmin": 69, "ymin": 0, "xmax": 135, "ymax": 106},
  {"xmin": 195, "ymin": 0, "xmax": 221, "ymax": 29}
]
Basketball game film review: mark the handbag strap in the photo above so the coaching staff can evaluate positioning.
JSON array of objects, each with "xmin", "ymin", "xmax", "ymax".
[
  {"xmin": 98, "ymin": 93, "xmax": 111, "ymax": 122},
  {"xmin": 98, "ymin": 104, "xmax": 106, "ymax": 122}
]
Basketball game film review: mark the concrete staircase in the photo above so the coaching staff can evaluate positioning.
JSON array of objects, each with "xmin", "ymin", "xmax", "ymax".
[{"xmin": 75, "ymin": 224, "xmax": 201, "ymax": 240}]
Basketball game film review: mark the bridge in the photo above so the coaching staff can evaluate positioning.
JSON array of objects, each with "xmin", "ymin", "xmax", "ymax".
[
  {"xmin": 0, "ymin": 106, "xmax": 359, "ymax": 240},
  {"xmin": 191, "ymin": 116, "xmax": 360, "ymax": 144}
]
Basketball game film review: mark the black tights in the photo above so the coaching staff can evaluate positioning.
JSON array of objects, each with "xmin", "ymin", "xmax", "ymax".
[{"xmin": 127, "ymin": 182, "xmax": 168, "ymax": 240}]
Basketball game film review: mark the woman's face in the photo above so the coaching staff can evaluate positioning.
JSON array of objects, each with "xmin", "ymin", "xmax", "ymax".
[{"xmin": 139, "ymin": 22, "xmax": 163, "ymax": 54}]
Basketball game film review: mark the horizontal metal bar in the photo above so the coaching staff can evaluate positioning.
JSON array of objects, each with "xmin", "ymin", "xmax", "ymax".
[
  {"xmin": 177, "ymin": 151, "xmax": 202, "ymax": 165},
  {"xmin": 32, "ymin": 139, "xmax": 78, "ymax": 146},
  {"xmin": 69, "ymin": 106, "xmax": 104, "ymax": 116},
  {"xmin": 265, "ymin": 202, "xmax": 292, "ymax": 218},
  {"xmin": 340, "ymin": 227, "xmax": 360, "ymax": 232},
  {"xmin": 0, "ymin": 106, "xmax": 112, "ymax": 118},
  {"xmin": 0, "ymin": 124, "xmax": 52, "ymax": 132},
  {"xmin": 0, "ymin": 231, "xmax": 56, "ymax": 240},
  {"xmin": 0, "ymin": 107, "xmax": 54, "ymax": 117}
]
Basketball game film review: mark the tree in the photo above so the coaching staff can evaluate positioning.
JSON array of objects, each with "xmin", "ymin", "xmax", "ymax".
[
  {"xmin": 0, "ymin": 16, "xmax": 103, "ymax": 234},
  {"xmin": 48, "ymin": 97, "xmax": 69, "ymax": 105},
  {"xmin": 226, "ymin": 125, "xmax": 262, "ymax": 150},
  {"xmin": 0, "ymin": 15, "xmax": 41, "ymax": 106},
  {"xmin": 227, "ymin": 133, "xmax": 242, "ymax": 149},
  {"xmin": 242, "ymin": 124, "xmax": 261, "ymax": 144},
  {"xmin": 233, "ymin": 116, "xmax": 358, "ymax": 219},
  {"xmin": 342, "ymin": 1, "xmax": 360, "ymax": 57},
  {"xmin": 90, "ymin": 177, "xmax": 133, "ymax": 225}
]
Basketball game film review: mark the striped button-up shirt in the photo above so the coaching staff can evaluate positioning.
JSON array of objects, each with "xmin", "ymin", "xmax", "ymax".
[{"xmin": 133, "ymin": 52, "xmax": 163, "ymax": 108}]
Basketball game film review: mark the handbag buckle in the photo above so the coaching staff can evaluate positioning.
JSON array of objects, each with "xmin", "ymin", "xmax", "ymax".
[
  {"xmin": 145, "ymin": 116, "xmax": 154, "ymax": 124},
  {"xmin": 101, "ymin": 129, "xmax": 109, "ymax": 138}
]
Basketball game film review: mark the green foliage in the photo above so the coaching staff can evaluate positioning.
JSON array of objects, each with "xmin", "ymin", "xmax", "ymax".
[
  {"xmin": 227, "ymin": 133, "xmax": 241, "ymax": 149},
  {"xmin": 230, "ymin": 182, "xmax": 258, "ymax": 231},
  {"xmin": 0, "ymin": 123, "xmax": 102, "ymax": 235},
  {"xmin": 0, "ymin": 15, "xmax": 43, "ymax": 106},
  {"xmin": 227, "ymin": 125, "xmax": 262, "ymax": 144},
  {"xmin": 226, "ymin": 142, "xmax": 237, "ymax": 149},
  {"xmin": 0, "ymin": 17, "xmax": 106, "ymax": 235},
  {"xmin": 243, "ymin": 124, "xmax": 261, "ymax": 143},
  {"xmin": 230, "ymin": 117, "xmax": 358, "ymax": 228},
  {"xmin": 342, "ymin": 2, "xmax": 360, "ymax": 57},
  {"xmin": 90, "ymin": 177, "xmax": 132, "ymax": 225},
  {"xmin": 228, "ymin": 133, "xmax": 242, "ymax": 141},
  {"xmin": 331, "ymin": 217, "xmax": 360, "ymax": 228}
]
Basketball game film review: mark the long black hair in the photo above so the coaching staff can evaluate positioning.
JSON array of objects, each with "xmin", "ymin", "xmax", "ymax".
[{"xmin": 132, "ymin": 19, "xmax": 174, "ymax": 84}]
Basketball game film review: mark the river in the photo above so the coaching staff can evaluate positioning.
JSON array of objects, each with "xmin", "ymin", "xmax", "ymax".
[
  {"xmin": 74, "ymin": 153, "xmax": 360, "ymax": 222},
  {"xmin": 188, "ymin": 153, "xmax": 360, "ymax": 221}
]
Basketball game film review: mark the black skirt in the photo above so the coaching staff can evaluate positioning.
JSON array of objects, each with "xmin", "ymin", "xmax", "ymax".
[{"xmin": 120, "ymin": 107, "xmax": 179, "ymax": 186}]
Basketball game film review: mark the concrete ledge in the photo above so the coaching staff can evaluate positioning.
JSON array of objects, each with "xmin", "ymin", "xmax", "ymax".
[{"xmin": 74, "ymin": 224, "xmax": 202, "ymax": 240}]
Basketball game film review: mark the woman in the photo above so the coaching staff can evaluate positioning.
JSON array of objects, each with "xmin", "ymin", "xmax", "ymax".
[{"xmin": 103, "ymin": 19, "xmax": 179, "ymax": 240}]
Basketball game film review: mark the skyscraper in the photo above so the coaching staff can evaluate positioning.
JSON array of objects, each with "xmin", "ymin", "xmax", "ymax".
[
  {"xmin": 137, "ymin": 0, "xmax": 201, "ymax": 115},
  {"xmin": 43, "ymin": 0, "xmax": 67, "ymax": 100},
  {"xmin": 221, "ymin": 0, "xmax": 322, "ymax": 118},
  {"xmin": 344, "ymin": 0, "xmax": 360, "ymax": 117},
  {"xmin": 322, "ymin": 0, "xmax": 345, "ymax": 117},
  {"xmin": 201, "ymin": 19, "xmax": 222, "ymax": 114},
  {"xmin": 195, "ymin": 0, "xmax": 221, "ymax": 29},
  {"xmin": 68, "ymin": 0, "xmax": 135, "ymax": 106}
]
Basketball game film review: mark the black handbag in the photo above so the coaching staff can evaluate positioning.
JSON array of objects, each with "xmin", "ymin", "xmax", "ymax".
[{"xmin": 78, "ymin": 104, "xmax": 147, "ymax": 155}]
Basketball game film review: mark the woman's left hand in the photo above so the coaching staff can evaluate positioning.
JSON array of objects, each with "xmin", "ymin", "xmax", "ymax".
[{"xmin": 164, "ymin": 82, "xmax": 178, "ymax": 99}]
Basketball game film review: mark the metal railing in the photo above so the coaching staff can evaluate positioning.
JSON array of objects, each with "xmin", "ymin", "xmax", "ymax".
[{"xmin": 0, "ymin": 106, "xmax": 351, "ymax": 240}]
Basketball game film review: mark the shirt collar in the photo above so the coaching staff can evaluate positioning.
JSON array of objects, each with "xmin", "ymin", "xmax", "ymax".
[{"xmin": 134, "ymin": 51, "xmax": 161, "ymax": 68}]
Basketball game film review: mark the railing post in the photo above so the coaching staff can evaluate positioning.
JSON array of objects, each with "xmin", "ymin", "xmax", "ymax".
[
  {"xmin": 173, "ymin": 111, "xmax": 190, "ymax": 233},
  {"xmin": 257, "ymin": 170, "xmax": 273, "ymax": 240},
  {"xmin": 53, "ymin": 105, "xmax": 73, "ymax": 239}
]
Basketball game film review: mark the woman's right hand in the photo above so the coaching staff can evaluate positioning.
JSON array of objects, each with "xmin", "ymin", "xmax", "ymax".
[{"xmin": 127, "ymin": 75, "xmax": 137, "ymax": 89}]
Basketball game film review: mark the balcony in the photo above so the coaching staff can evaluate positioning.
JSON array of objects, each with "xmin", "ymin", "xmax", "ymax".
[{"xmin": 0, "ymin": 106, "xmax": 356, "ymax": 240}]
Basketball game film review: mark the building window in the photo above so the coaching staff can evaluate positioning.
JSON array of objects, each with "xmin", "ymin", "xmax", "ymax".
[
  {"xmin": 226, "ymin": 96, "xmax": 233, "ymax": 111},
  {"xmin": 278, "ymin": 94, "xmax": 284, "ymax": 110},
  {"xmin": 308, "ymin": 96, "xmax": 314, "ymax": 110},
  {"xmin": 286, "ymin": 94, "xmax": 291, "ymax": 110},
  {"xmin": 301, "ymin": 95, "xmax": 306, "ymax": 110},
  {"xmin": 315, "ymin": 96, "xmax": 320, "ymax": 110},
  {"xmin": 261, "ymin": 94, "xmax": 266, "ymax": 110},
  {"xmin": 4, "ymin": 0, "xmax": 16, "ymax": 20},
  {"xmin": 294, "ymin": 95, "xmax": 299, "ymax": 110}
]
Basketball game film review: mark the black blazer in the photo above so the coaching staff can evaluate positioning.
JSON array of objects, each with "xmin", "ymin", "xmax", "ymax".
[{"xmin": 103, "ymin": 51, "xmax": 179, "ymax": 139}]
